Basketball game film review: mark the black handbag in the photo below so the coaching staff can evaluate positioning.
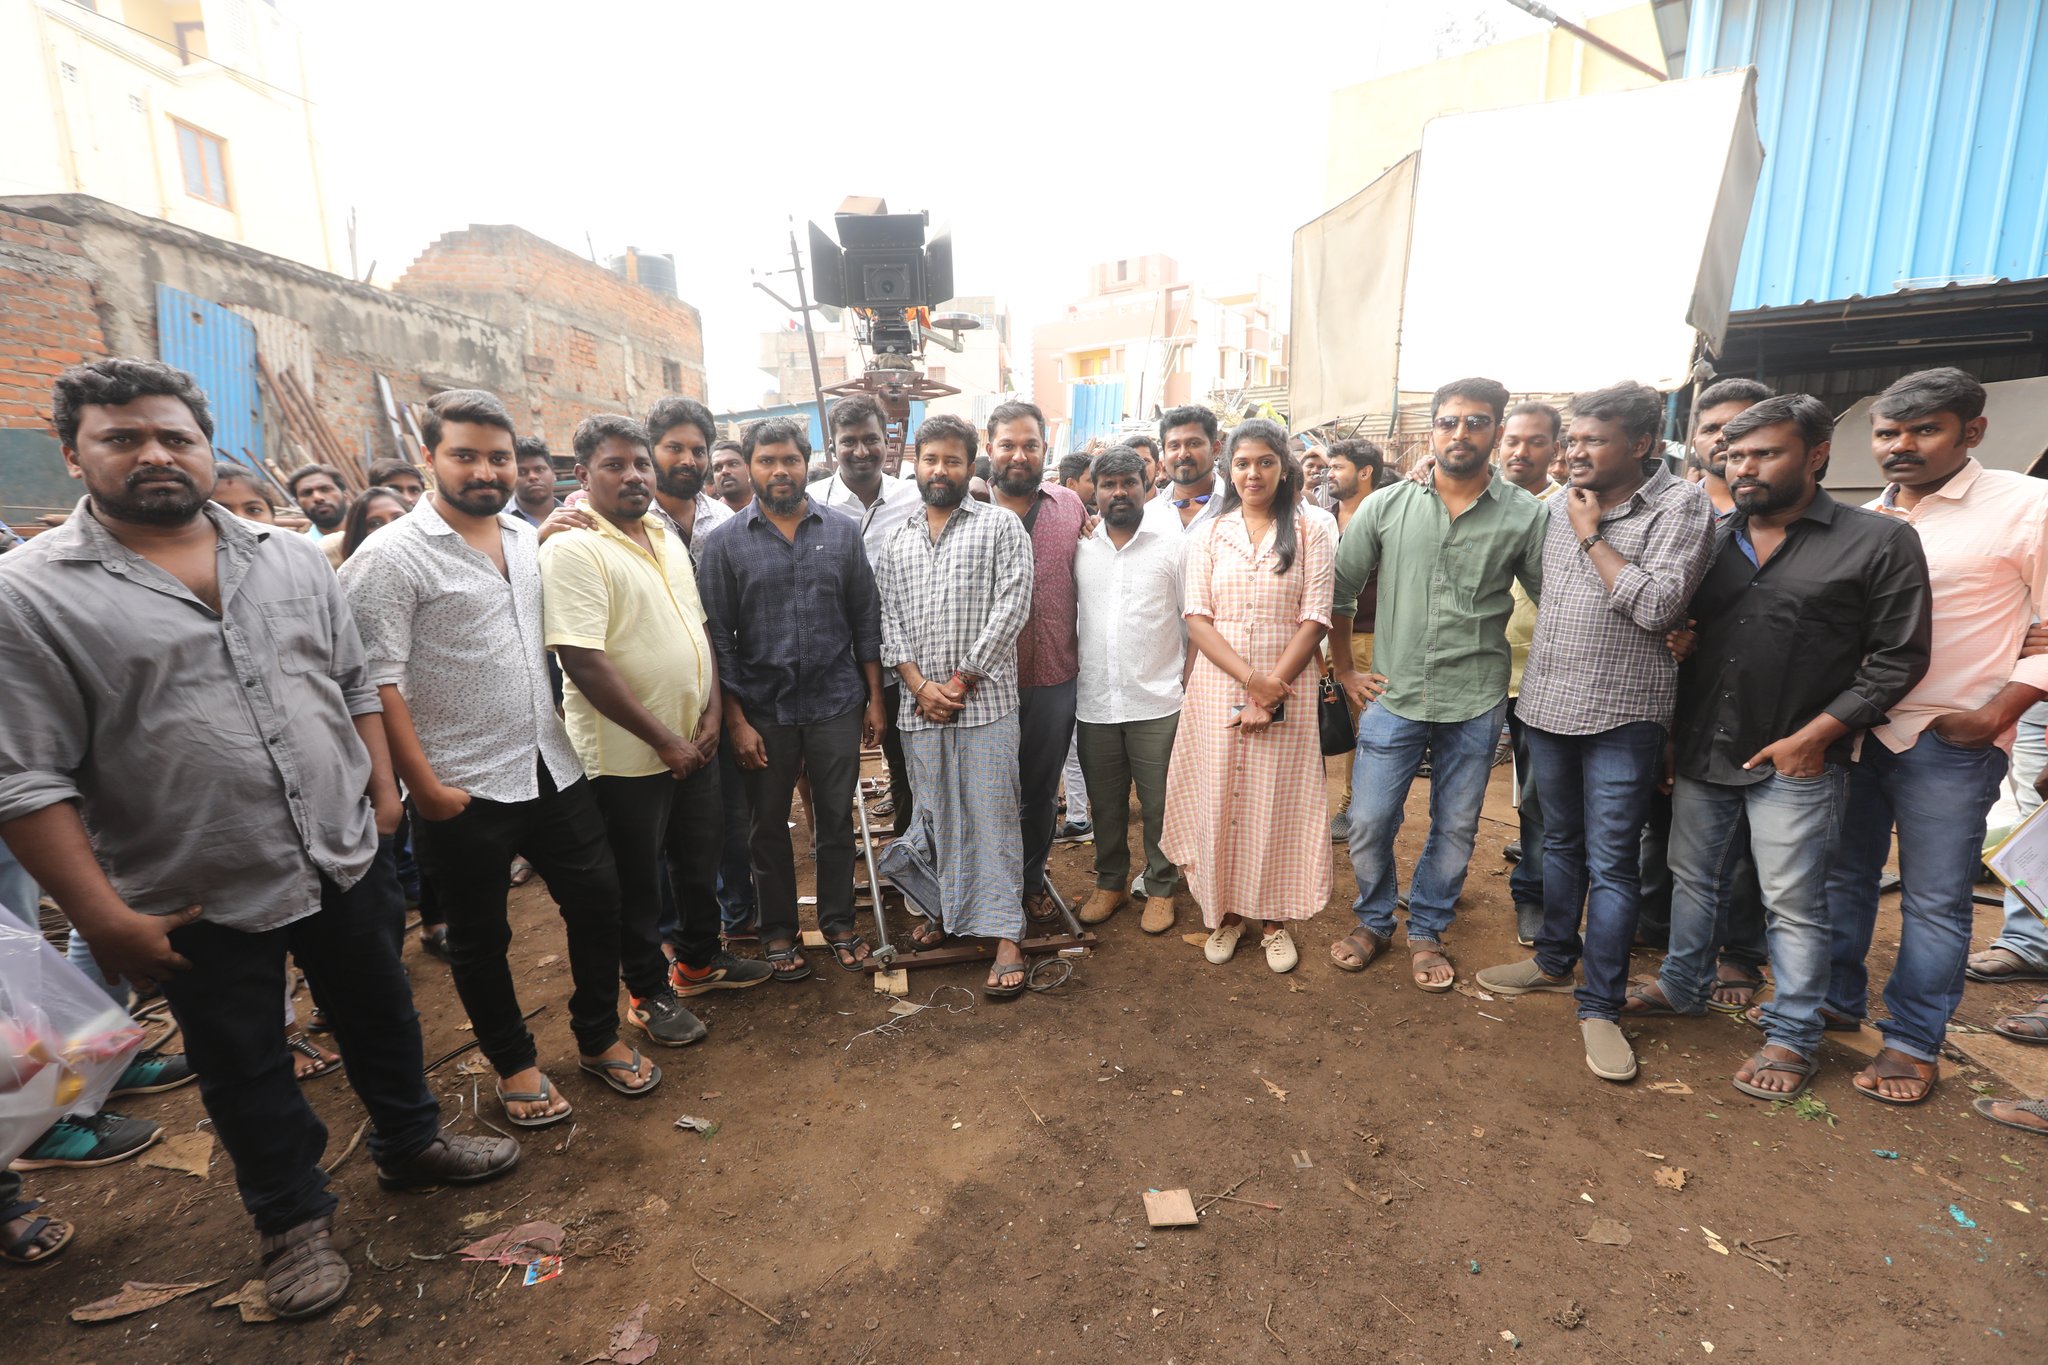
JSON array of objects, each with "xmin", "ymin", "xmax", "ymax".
[{"xmin": 1318, "ymin": 670, "xmax": 1356, "ymax": 756}]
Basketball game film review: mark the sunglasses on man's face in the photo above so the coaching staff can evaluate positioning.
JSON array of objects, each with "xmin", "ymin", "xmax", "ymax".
[{"xmin": 1432, "ymin": 414, "xmax": 1496, "ymax": 433}]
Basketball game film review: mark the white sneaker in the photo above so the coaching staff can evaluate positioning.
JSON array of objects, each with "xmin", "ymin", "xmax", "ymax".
[
  {"xmin": 1203, "ymin": 920, "xmax": 1247, "ymax": 964},
  {"xmin": 1262, "ymin": 927, "xmax": 1299, "ymax": 973}
]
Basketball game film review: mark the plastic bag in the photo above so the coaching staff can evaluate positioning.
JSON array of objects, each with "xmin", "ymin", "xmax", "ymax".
[{"xmin": 0, "ymin": 918, "xmax": 144, "ymax": 1168}]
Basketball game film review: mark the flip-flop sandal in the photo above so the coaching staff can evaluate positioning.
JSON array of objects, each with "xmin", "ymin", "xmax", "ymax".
[
  {"xmin": 1410, "ymin": 946, "xmax": 1455, "ymax": 993},
  {"xmin": 985, "ymin": 955, "xmax": 1029, "ymax": 1000},
  {"xmin": 495, "ymin": 1074, "xmax": 573, "ymax": 1128},
  {"xmin": 1624, "ymin": 983, "xmax": 1684, "ymax": 1017},
  {"xmin": 1964, "ymin": 948, "xmax": 2048, "ymax": 983},
  {"xmin": 1731, "ymin": 1050, "xmax": 1818, "ymax": 1101},
  {"xmin": 579, "ymin": 1049, "xmax": 662, "ymax": 1097},
  {"xmin": 508, "ymin": 857, "xmax": 538, "ymax": 887},
  {"xmin": 1025, "ymin": 893, "xmax": 1062, "ymax": 927},
  {"xmin": 1853, "ymin": 1052, "xmax": 1937, "ymax": 1106},
  {"xmin": 1707, "ymin": 965, "xmax": 1767, "ymax": 1014},
  {"xmin": 1992, "ymin": 995, "xmax": 2048, "ymax": 1043},
  {"xmin": 1328, "ymin": 928, "xmax": 1386, "ymax": 973},
  {"xmin": 870, "ymin": 798, "xmax": 895, "ymax": 820},
  {"xmin": 287, "ymin": 1032, "xmax": 342, "ymax": 1081},
  {"xmin": 0, "ymin": 1199, "xmax": 74, "ymax": 1266},
  {"xmin": 1970, "ymin": 1095, "xmax": 2048, "ymax": 1133},
  {"xmin": 827, "ymin": 935, "xmax": 872, "ymax": 973},
  {"xmin": 907, "ymin": 918, "xmax": 947, "ymax": 950},
  {"xmin": 764, "ymin": 945, "xmax": 812, "ymax": 981}
]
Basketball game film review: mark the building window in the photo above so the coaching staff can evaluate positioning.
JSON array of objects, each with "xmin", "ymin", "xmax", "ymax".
[
  {"xmin": 1115, "ymin": 259, "xmax": 1128, "ymax": 282},
  {"xmin": 173, "ymin": 121, "xmax": 230, "ymax": 207},
  {"xmin": 661, "ymin": 358, "xmax": 682, "ymax": 391},
  {"xmin": 60, "ymin": 61, "xmax": 78, "ymax": 82},
  {"xmin": 128, "ymin": 93, "xmax": 144, "ymax": 113}
]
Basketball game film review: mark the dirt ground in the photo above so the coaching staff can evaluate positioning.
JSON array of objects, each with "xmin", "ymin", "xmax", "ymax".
[{"xmin": 11, "ymin": 759, "xmax": 2047, "ymax": 1364}]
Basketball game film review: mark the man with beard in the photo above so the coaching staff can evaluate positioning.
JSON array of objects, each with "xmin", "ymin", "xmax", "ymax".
[
  {"xmin": 1618, "ymin": 395, "xmax": 1930, "ymax": 1099},
  {"xmin": 1143, "ymin": 406, "xmax": 1223, "ymax": 532},
  {"xmin": 711, "ymin": 440, "xmax": 753, "ymax": 514},
  {"xmin": 1498, "ymin": 403, "xmax": 1565, "ymax": 939},
  {"xmin": 1125, "ymin": 433, "xmax": 1164, "ymax": 499},
  {"xmin": 699, "ymin": 418, "xmax": 886, "ymax": 980},
  {"xmin": 816, "ymin": 395, "xmax": 922, "ymax": 836},
  {"xmin": 511, "ymin": 438, "xmax": 562, "ymax": 528},
  {"xmin": 1472, "ymin": 382, "xmax": 1713, "ymax": 1085},
  {"xmin": 874, "ymin": 414, "xmax": 1034, "ymax": 995},
  {"xmin": 542, "ymin": 415, "xmax": 767, "ymax": 1047},
  {"xmin": 0, "ymin": 360, "xmax": 516, "ymax": 1315},
  {"xmin": 1327, "ymin": 378, "xmax": 1546, "ymax": 991},
  {"xmin": 1821, "ymin": 368, "xmax": 2048, "ymax": 1105},
  {"xmin": 1072, "ymin": 447, "xmax": 1186, "ymax": 931},
  {"xmin": 986, "ymin": 400, "xmax": 1089, "ymax": 929},
  {"xmin": 1686, "ymin": 379, "xmax": 1774, "ymax": 516},
  {"xmin": 343, "ymin": 390, "xmax": 657, "ymax": 1129},
  {"xmin": 644, "ymin": 397, "xmax": 732, "ymax": 559},
  {"xmin": 286, "ymin": 464, "xmax": 348, "ymax": 539}
]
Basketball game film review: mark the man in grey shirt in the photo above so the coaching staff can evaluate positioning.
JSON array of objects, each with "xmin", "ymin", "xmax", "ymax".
[{"xmin": 0, "ymin": 360, "xmax": 517, "ymax": 1319}]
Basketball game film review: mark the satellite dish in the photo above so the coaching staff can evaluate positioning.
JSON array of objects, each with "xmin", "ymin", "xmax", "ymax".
[{"xmin": 931, "ymin": 311, "xmax": 981, "ymax": 332}]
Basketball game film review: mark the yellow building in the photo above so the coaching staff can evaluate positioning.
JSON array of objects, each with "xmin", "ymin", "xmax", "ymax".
[
  {"xmin": 0, "ymin": 0, "xmax": 336, "ymax": 271},
  {"xmin": 1325, "ymin": 3, "xmax": 1672, "ymax": 206}
]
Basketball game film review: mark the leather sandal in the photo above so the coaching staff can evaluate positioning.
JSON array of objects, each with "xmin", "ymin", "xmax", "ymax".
[
  {"xmin": 261, "ymin": 1213, "xmax": 350, "ymax": 1320},
  {"xmin": 1991, "ymin": 994, "xmax": 2048, "ymax": 1044},
  {"xmin": 1853, "ymin": 1050, "xmax": 1937, "ymax": 1106},
  {"xmin": 376, "ymin": 1133, "xmax": 521, "ymax": 1190},
  {"xmin": 1731, "ymin": 1048, "xmax": 1818, "ymax": 1101},
  {"xmin": 1328, "ymin": 928, "xmax": 1387, "ymax": 973},
  {"xmin": 1, "ymin": 1199, "xmax": 73, "ymax": 1265}
]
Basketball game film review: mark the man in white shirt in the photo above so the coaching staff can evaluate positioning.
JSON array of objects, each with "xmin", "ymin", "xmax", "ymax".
[
  {"xmin": 1073, "ymin": 447, "xmax": 1187, "ymax": 934},
  {"xmin": 1141, "ymin": 406, "xmax": 1223, "ymax": 535},
  {"xmin": 815, "ymin": 394, "xmax": 922, "ymax": 835}
]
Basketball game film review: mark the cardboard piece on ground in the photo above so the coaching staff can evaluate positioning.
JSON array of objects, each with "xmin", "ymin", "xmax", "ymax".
[
  {"xmin": 1950, "ymin": 1029, "xmax": 2048, "ymax": 1096},
  {"xmin": 1819, "ymin": 1023, "xmax": 1887, "ymax": 1061},
  {"xmin": 1181, "ymin": 932, "xmax": 1211, "ymax": 948},
  {"xmin": 1143, "ymin": 1188, "xmax": 1201, "ymax": 1227},
  {"xmin": 872, "ymin": 967, "xmax": 909, "ymax": 997},
  {"xmin": 72, "ymin": 1278, "xmax": 224, "ymax": 1323},
  {"xmin": 141, "ymin": 1130, "xmax": 213, "ymax": 1179}
]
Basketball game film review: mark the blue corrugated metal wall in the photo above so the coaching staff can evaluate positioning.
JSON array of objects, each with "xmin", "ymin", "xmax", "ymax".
[
  {"xmin": 1068, "ymin": 380, "xmax": 1126, "ymax": 446},
  {"xmin": 155, "ymin": 284, "xmax": 264, "ymax": 466},
  {"xmin": 1688, "ymin": 0, "xmax": 2048, "ymax": 310}
]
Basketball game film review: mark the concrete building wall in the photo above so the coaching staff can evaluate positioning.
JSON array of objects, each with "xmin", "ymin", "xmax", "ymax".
[{"xmin": 395, "ymin": 226, "xmax": 708, "ymax": 456}]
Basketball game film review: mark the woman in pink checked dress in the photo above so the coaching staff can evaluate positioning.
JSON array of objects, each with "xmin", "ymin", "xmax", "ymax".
[{"xmin": 1161, "ymin": 420, "xmax": 1334, "ymax": 973}]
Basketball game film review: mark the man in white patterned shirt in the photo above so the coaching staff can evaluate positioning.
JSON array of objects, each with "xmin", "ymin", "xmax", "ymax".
[
  {"xmin": 342, "ymin": 390, "xmax": 659, "ymax": 1128},
  {"xmin": 874, "ymin": 414, "xmax": 1035, "ymax": 995}
]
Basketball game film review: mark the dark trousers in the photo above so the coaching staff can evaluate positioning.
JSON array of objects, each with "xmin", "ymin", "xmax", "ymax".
[
  {"xmin": 1017, "ymin": 679, "xmax": 1079, "ymax": 899},
  {"xmin": 715, "ymin": 740, "xmax": 757, "ymax": 933},
  {"xmin": 740, "ymin": 706, "xmax": 862, "ymax": 944},
  {"xmin": 157, "ymin": 838, "xmax": 440, "ymax": 1235},
  {"xmin": 880, "ymin": 683, "xmax": 914, "ymax": 838},
  {"xmin": 410, "ymin": 766, "xmax": 622, "ymax": 1076},
  {"xmin": 1505, "ymin": 699, "xmax": 1545, "ymax": 907},
  {"xmin": 593, "ymin": 765, "xmax": 723, "ymax": 995},
  {"xmin": 393, "ymin": 808, "xmax": 442, "ymax": 928}
]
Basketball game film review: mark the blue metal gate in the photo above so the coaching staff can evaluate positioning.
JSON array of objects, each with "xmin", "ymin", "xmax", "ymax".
[
  {"xmin": 1068, "ymin": 380, "xmax": 1127, "ymax": 447},
  {"xmin": 155, "ymin": 284, "xmax": 263, "ymax": 467}
]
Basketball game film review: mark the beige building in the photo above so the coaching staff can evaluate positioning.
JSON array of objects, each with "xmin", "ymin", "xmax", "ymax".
[
  {"xmin": 1324, "ymin": 3, "xmax": 1669, "ymax": 206},
  {"xmin": 1030, "ymin": 254, "xmax": 1286, "ymax": 450},
  {"xmin": 0, "ymin": 0, "xmax": 337, "ymax": 271}
]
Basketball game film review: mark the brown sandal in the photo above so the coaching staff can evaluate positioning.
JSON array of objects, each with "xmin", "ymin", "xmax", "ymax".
[
  {"xmin": 1992, "ymin": 994, "xmax": 2048, "ymax": 1044},
  {"xmin": 1853, "ymin": 1049, "xmax": 1937, "ymax": 1106},
  {"xmin": 1328, "ymin": 928, "xmax": 1387, "ymax": 973},
  {"xmin": 1410, "ymin": 945, "xmax": 1455, "ymax": 993},
  {"xmin": 261, "ymin": 1213, "xmax": 350, "ymax": 1320}
]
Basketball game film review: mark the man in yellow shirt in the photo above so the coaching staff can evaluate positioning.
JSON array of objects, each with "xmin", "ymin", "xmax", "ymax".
[
  {"xmin": 541, "ymin": 416, "xmax": 770, "ymax": 1052},
  {"xmin": 1500, "ymin": 402, "xmax": 1563, "ymax": 945}
]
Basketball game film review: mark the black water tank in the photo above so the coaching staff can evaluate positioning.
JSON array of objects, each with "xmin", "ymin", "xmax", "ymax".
[{"xmin": 609, "ymin": 248, "xmax": 678, "ymax": 298}]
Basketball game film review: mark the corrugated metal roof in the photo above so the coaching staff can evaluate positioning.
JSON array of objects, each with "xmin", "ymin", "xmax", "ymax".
[
  {"xmin": 1688, "ymin": 0, "xmax": 2048, "ymax": 311},
  {"xmin": 155, "ymin": 284, "xmax": 264, "ymax": 467}
]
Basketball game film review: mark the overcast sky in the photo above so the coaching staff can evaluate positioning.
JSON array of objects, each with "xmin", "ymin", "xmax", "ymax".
[{"xmin": 300, "ymin": 1, "xmax": 1625, "ymax": 408}]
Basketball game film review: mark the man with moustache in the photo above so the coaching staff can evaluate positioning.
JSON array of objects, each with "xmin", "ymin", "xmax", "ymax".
[
  {"xmin": 286, "ymin": 464, "xmax": 349, "ymax": 539},
  {"xmin": 1619, "ymin": 395, "xmax": 1930, "ymax": 1099},
  {"xmin": 1072, "ymin": 447, "xmax": 1186, "ymax": 931},
  {"xmin": 2, "ymin": 361, "xmax": 516, "ymax": 1316},
  {"xmin": 874, "ymin": 414, "xmax": 1034, "ymax": 995},
  {"xmin": 817, "ymin": 394, "xmax": 923, "ymax": 836},
  {"xmin": 542, "ymin": 416, "xmax": 767, "ymax": 1049},
  {"xmin": 1685, "ymin": 379, "xmax": 1774, "ymax": 516},
  {"xmin": 1498, "ymin": 402, "xmax": 1565, "ymax": 941},
  {"xmin": 511, "ymin": 438, "xmax": 563, "ymax": 528},
  {"xmin": 699, "ymin": 418, "xmax": 886, "ymax": 980},
  {"xmin": 986, "ymin": 400, "xmax": 1089, "ymax": 929},
  {"xmin": 1144, "ymin": 406, "xmax": 1223, "ymax": 533},
  {"xmin": 1125, "ymin": 433, "xmax": 1164, "ymax": 500},
  {"xmin": 367, "ymin": 460, "xmax": 427, "ymax": 508},
  {"xmin": 1327, "ymin": 378, "xmax": 1546, "ymax": 991},
  {"xmin": 1823, "ymin": 368, "xmax": 2048, "ymax": 1105},
  {"xmin": 711, "ymin": 440, "xmax": 753, "ymax": 514},
  {"xmin": 343, "ymin": 390, "xmax": 658, "ymax": 1129}
]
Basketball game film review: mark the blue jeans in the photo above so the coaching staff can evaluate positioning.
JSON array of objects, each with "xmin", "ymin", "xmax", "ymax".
[
  {"xmin": 1347, "ymin": 700, "xmax": 1507, "ymax": 945},
  {"xmin": 1660, "ymin": 769, "xmax": 1845, "ymax": 1055},
  {"xmin": 1991, "ymin": 715, "xmax": 2048, "ymax": 968},
  {"xmin": 1826, "ymin": 732, "xmax": 2008, "ymax": 1062},
  {"xmin": 1526, "ymin": 721, "xmax": 1665, "ymax": 1020},
  {"xmin": 715, "ymin": 740, "xmax": 757, "ymax": 934}
]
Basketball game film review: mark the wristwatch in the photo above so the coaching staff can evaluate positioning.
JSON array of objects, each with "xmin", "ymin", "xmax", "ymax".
[{"xmin": 1579, "ymin": 532, "xmax": 1605, "ymax": 552}]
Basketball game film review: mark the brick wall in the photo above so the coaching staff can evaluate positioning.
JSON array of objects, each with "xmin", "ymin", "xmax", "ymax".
[
  {"xmin": 0, "ymin": 208, "xmax": 108, "ymax": 430},
  {"xmin": 395, "ymin": 225, "xmax": 708, "ymax": 454}
]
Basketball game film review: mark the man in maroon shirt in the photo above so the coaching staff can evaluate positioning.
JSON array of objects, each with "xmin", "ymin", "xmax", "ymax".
[{"xmin": 985, "ymin": 400, "xmax": 1088, "ymax": 927}]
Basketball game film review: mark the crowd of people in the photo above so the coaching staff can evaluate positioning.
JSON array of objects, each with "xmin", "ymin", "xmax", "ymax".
[{"xmin": 2, "ymin": 354, "xmax": 2045, "ymax": 1319}]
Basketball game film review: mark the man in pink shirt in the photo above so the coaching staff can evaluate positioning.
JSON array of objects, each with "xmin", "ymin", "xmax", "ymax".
[{"xmin": 1826, "ymin": 367, "xmax": 2048, "ymax": 1105}]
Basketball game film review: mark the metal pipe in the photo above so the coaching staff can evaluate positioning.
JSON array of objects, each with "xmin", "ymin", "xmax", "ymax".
[
  {"xmin": 853, "ymin": 783, "xmax": 893, "ymax": 961},
  {"xmin": 787, "ymin": 218, "xmax": 833, "ymax": 447},
  {"xmin": 1496, "ymin": 0, "xmax": 1668, "ymax": 82}
]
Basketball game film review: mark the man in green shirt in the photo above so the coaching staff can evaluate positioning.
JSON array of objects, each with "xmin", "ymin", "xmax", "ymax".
[{"xmin": 1327, "ymin": 377, "xmax": 1546, "ymax": 991}]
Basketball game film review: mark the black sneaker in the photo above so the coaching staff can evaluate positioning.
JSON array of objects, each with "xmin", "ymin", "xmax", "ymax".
[
  {"xmin": 628, "ymin": 992, "xmax": 708, "ymax": 1047},
  {"xmin": 1503, "ymin": 840, "xmax": 1523, "ymax": 863},
  {"xmin": 10, "ymin": 1112, "xmax": 162, "ymax": 1170},
  {"xmin": 670, "ymin": 950, "xmax": 774, "ymax": 996},
  {"xmin": 1053, "ymin": 820, "xmax": 1093, "ymax": 845},
  {"xmin": 111, "ymin": 1047, "xmax": 196, "ymax": 1096}
]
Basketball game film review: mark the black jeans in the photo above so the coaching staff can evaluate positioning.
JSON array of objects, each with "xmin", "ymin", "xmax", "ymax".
[
  {"xmin": 157, "ymin": 838, "xmax": 440, "ymax": 1235},
  {"xmin": 1017, "ymin": 679, "xmax": 1079, "ymax": 899},
  {"xmin": 739, "ymin": 706, "xmax": 862, "ymax": 945},
  {"xmin": 592, "ymin": 765, "xmax": 723, "ymax": 995},
  {"xmin": 410, "ymin": 766, "xmax": 622, "ymax": 1075},
  {"xmin": 880, "ymin": 683, "xmax": 914, "ymax": 838}
]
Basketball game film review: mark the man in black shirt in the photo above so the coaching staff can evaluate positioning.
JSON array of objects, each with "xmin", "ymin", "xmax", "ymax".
[{"xmin": 1624, "ymin": 395, "xmax": 1931, "ymax": 1098}]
